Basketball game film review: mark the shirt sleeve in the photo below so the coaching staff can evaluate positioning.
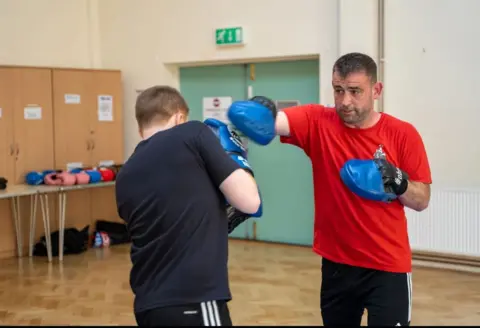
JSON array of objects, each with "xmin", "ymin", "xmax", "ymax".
[
  {"xmin": 399, "ymin": 124, "xmax": 432, "ymax": 184},
  {"xmin": 195, "ymin": 123, "xmax": 241, "ymax": 187},
  {"xmin": 279, "ymin": 104, "xmax": 322, "ymax": 155}
]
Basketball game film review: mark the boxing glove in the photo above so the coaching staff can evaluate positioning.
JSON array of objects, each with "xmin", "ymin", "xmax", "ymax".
[
  {"xmin": 25, "ymin": 171, "xmax": 45, "ymax": 185},
  {"xmin": 75, "ymin": 171, "xmax": 90, "ymax": 185},
  {"xmin": 204, "ymin": 118, "xmax": 247, "ymax": 157},
  {"xmin": 203, "ymin": 118, "xmax": 263, "ymax": 233},
  {"xmin": 227, "ymin": 96, "xmax": 278, "ymax": 146},
  {"xmin": 340, "ymin": 158, "xmax": 409, "ymax": 203},
  {"xmin": 98, "ymin": 167, "xmax": 115, "ymax": 182}
]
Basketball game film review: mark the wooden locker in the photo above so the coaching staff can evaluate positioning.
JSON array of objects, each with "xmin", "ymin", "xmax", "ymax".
[
  {"xmin": 51, "ymin": 68, "xmax": 93, "ymax": 231},
  {"xmin": 15, "ymin": 67, "xmax": 57, "ymax": 251},
  {"xmin": 89, "ymin": 70, "xmax": 124, "ymax": 224},
  {"xmin": 51, "ymin": 68, "xmax": 124, "ymax": 229},
  {"xmin": 0, "ymin": 66, "xmax": 56, "ymax": 258},
  {"xmin": 52, "ymin": 69, "xmax": 93, "ymax": 170},
  {"xmin": 0, "ymin": 68, "xmax": 16, "ymax": 183},
  {"xmin": 90, "ymin": 70, "xmax": 124, "ymax": 165},
  {"xmin": 0, "ymin": 68, "xmax": 19, "ymax": 258},
  {"xmin": 13, "ymin": 67, "xmax": 55, "ymax": 183}
]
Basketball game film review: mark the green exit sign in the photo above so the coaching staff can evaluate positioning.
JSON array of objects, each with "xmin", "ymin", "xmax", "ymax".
[{"xmin": 215, "ymin": 27, "xmax": 244, "ymax": 46}]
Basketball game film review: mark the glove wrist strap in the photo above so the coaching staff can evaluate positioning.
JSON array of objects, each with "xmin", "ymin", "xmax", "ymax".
[{"xmin": 394, "ymin": 168, "xmax": 409, "ymax": 196}]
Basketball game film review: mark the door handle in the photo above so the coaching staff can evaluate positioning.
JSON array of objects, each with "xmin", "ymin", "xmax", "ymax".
[
  {"xmin": 15, "ymin": 143, "xmax": 19, "ymax": 156},
  {"xmin": 86, "ymin": 139, "xmax": 91, "ymax": 151},
  {"xmin": 9, "ymin": 144, "xmax": 14, "ymax": 156},
  {"xmin": 91, "ymin": 140, "xmax": 95, "ymax": 151}
]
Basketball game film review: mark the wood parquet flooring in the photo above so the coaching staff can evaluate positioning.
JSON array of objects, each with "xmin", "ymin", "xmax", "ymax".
[{"xmin": 0, "ymin": 239, "xmax": 478, "ymax": 326}]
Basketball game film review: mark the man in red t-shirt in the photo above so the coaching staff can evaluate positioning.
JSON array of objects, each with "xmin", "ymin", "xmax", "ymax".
[{"xmin": 227, "ymin": 52, "xmax": 432, "ymax": 326}]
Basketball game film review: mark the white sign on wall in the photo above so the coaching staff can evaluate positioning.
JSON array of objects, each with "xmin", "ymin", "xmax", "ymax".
[
  {"xmin": 24, "ymin": 106, "xmax": 42, "ymax": 120},
  {"xmin": 202, "ymin": 96, "xmax": 232, "ymax": 124},
  {"xmin": 98, "ymin": 95, "xmax": 114, "ymax": 122}
]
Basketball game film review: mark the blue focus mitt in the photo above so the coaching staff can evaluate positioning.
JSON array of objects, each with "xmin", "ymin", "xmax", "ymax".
[
  {"xmin": 203, "ymin": 118, "xmax": 252, "ymax": 173},
  {"xmin": 203, "ymin": 118, "xmax": 263, "ymax": 233},
  {"xmin": 227, "ymin": 96, "xmax": 277, "ymax": 146},
  {"xmin": 340, "ymin": 158, "xmax": 409, "ymax": 203}
]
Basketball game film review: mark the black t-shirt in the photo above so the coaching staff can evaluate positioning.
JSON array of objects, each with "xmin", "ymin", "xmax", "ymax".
[{"xmin": 115, "ymin": 120, "xmax": 240, "ymax": 313}]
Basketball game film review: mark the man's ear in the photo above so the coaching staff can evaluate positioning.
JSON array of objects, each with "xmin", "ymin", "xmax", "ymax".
[
  {"xmin": 373, "ymin": 82, "xmax": 384, "ymax": 100},
  {"xmin": 176, "ymin": 112, "xmax": 187, "ymax": 124}
]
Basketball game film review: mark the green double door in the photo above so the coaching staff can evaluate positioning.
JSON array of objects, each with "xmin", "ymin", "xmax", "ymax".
[{"xmin": 179, "ymin": 59, "xmax": 319, "ymax": 246}]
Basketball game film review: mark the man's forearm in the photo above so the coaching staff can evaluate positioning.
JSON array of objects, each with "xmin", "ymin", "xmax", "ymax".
[{"xmin": 399, "ymin": 180, "xmax": 431, "ymax": 211}]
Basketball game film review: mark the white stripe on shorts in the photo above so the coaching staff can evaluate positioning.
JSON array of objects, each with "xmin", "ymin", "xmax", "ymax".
[
  {"xmin": 200, "ymin": 301, "xmax": 222, "ymax": 326},
  {"xmin": 406, "ymin": 272, "xmax": 412, "ymax": 323}
]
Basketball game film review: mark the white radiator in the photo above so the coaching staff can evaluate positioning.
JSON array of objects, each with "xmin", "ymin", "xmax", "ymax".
[{"xmin": 407, "ymin": 188, "xmax": 480, "ymax": 258}]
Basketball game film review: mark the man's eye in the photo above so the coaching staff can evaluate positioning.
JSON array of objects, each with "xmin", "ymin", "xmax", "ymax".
[{"xmin": 334, "ymin": 89, "xmax": 344, "ymax": 94}]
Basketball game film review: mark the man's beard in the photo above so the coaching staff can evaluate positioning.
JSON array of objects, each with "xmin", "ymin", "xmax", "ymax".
[{"xmin": 336, "ymin": 105, "xmax": 370, "ymax": 125}]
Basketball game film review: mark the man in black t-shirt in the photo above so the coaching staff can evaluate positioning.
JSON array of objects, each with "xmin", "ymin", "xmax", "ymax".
[{"xmin": 115, "ymin": 86, "xmax": 262, "ymax": 326}]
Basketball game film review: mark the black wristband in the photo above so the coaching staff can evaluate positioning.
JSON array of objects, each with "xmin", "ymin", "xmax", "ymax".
[{"xmin": 394, "ymin": 168, "xmax": 409, "ymax": 196}]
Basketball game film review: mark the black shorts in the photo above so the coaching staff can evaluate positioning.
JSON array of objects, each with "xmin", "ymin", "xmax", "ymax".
[
  {"xmin": 135, "ymin": 300, "xmax": 232, "ymax": 327},
  {"xmin": 320, "ymin": 257, "xmax": 412, "ymax": 326}
]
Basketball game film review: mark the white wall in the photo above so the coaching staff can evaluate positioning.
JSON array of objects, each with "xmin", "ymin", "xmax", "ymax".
[
  {"xmin": 98, "ymin": 0, "xmax": 343, "ymax": 155},
  {"xmin": 0, "ymin": 0, "xmax": 101, "ymax": 68},
  {"xmin": 2, "ymin": 0, "xmax": 479, "ymax": 188},
  {"xmin": 384, "ymin": 0, "xmax": 480, "ymax": 188}
]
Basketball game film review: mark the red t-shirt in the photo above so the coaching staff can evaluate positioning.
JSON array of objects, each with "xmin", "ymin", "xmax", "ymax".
[{"xmin": 280, "ymin": 104, "xmax": 432, "ymax": 273}]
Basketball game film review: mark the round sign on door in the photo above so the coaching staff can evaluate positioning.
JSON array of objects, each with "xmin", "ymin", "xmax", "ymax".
[{"xmin": 202, "ymin": 96, "xmax": 232, "ymax": 124}]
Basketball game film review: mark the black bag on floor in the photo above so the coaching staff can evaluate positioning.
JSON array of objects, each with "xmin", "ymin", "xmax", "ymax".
[{"xmin": 33, "ymin": 225, "xmax": 90, "ymax": 257}]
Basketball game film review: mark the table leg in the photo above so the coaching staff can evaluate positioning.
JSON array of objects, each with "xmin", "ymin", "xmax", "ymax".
[
  {"xmin": 40, "ymin": 194, "xmax": 53, "ymax": 262},
  {"xmin": 58, "ymin": 191, "xmax": 67, "ymax": 261},
  {"xmin": 10, "ymin": 196, "xmax": 22, "ymax": 257},
  {"xmin": 28, "ymin": 193, "xmax": 38, "ymax": 257}
]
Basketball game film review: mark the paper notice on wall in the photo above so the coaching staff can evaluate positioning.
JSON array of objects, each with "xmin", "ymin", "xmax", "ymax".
[
  {"xmin": 98, "ymin": 95, "xmax": 113, "ymax": 121},
  {"xmin": 202, "ymin": 97, "xmax": 232, "ymax": 125},
  {"xmin": 24, "ymin": 106, "xmax": 42, "ymax": 120},
  {"xmin": 65, "ymin": 94, "xmax": 81, "ymax": 104}
]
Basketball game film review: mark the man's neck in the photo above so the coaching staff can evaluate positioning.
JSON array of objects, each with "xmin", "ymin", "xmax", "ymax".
[
  {"xmin": 344, "ymin": 111, "xmax": 381, "ymax": 129},
  {"xmin": 142, "ymin": 122, "xmax": 176, "ymax": 140}
]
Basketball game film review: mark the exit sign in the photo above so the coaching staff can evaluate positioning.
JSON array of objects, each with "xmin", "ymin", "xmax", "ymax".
[{"xmin": 215, "ymin": 27, "xmax": 244, "ymax": 46}]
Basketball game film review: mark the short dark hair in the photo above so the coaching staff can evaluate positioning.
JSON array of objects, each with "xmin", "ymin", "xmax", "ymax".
[
  {"xmin": 135, "ymin": 85, "xmax": 190, "ymax": 129},
  {"xmin": 333, "ymin": 52, "xmax": 377, "ymax": 83}
]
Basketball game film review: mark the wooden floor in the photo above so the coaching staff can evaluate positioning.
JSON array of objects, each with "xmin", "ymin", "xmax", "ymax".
[{"xmin": 0, "ymin": 240, "xmax": 479, "ymax": 326}]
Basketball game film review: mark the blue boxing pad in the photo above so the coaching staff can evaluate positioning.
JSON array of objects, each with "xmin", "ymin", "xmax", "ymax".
[
  {"xmin": 204, "ymin": 119, "xmax": 263, "ymax": 233},
  {"xmin": 340, "ymin": 159, "xmax": 397, "ymax": 203},
  {"xmin": 204, "ymin": 118, "xmax": 247, "ymax": 159},
  {"xmin": 227, "ymin": 96, "xmax": 277, "ymax": 146}
]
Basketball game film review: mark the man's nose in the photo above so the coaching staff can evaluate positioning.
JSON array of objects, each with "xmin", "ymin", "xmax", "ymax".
[{"xmin": 341, "ymin": 92, "xmax": 352, "ymax": 107}]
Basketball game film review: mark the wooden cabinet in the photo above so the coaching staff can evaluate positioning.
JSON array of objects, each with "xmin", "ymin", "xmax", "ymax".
[
  {"xmin": 14, "ymin": 68, "xmax": 55, "ymax": 184},
  {"xmin": 52, "ymin": 69, "xmax": 124, "ymax": 170},
  {"xmin": 0, "ymin": 66, "xmax": 56, "ymax": 257},
  {"xmin": 51, "ymin": 68, "xmax": 124, "ymax": 231},
  {"xmin": 0, "ymin": 66, "xmax": 125, "ymax": 259},
  {"xmin": 0, "ymin": 68, "xmax": 16, "ymax": 184},
  {"xmin": 89, "ymin": 70, "xmax": 124, "ymax": 224},
  {"xmin": 0, "ymin": 67, "xmax": 55, "ymax": 184},
  {"xmin": 90, "ymin": 70, "xmax": 124, "ymax": 166}
]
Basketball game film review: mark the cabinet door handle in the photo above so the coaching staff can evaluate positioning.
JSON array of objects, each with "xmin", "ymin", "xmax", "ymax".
[
  {"xmin": 86, "ymin": 139, "xmax": 91, "ymax": 150},
  {"xmin": 91, "ymin": 140, "xmax": 95, "ymax": 151},
  {"xmin": 9, "ymin": 144, "xmax": 14, "ymax": 156},
  {"xmin": 15, "ymin": 143, "xmax": 19, "ymax": 156}
]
